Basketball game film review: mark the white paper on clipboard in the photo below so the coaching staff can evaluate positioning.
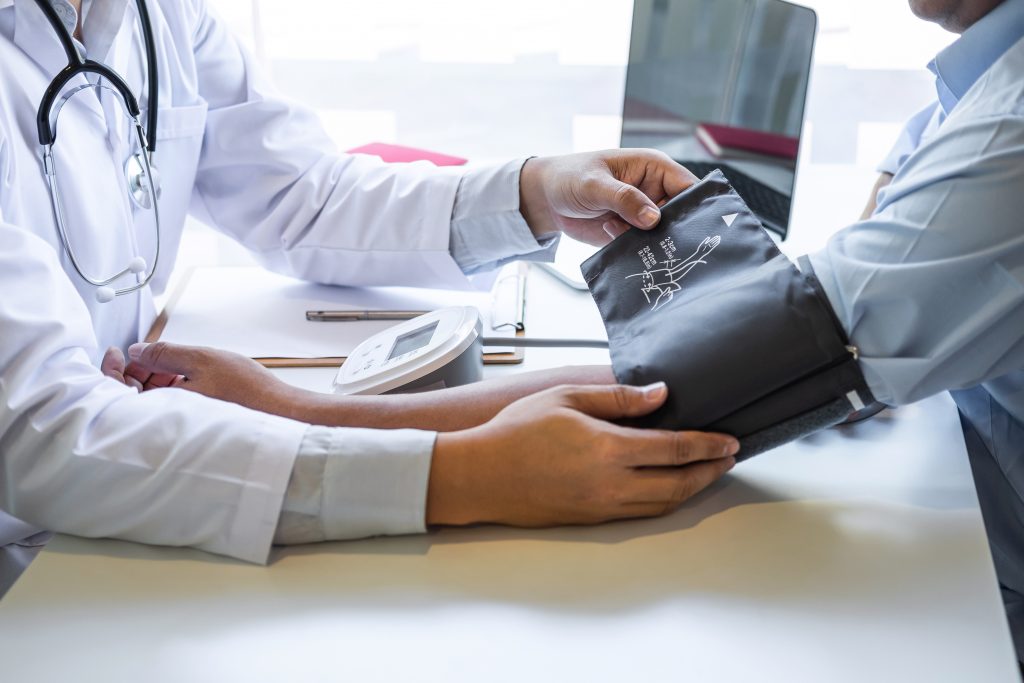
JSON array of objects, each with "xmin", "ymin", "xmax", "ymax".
[
  {"xmin": 157, "ymin": 264, "xmax": 525, "ymax": 360},
  {"xmin": 485, "ymin": 264, "xmax": 526, "ymax": 353}
]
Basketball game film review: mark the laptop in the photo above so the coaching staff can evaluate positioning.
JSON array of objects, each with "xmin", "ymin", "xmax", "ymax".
[{"xmin": 542, "ymin": 0, "xmax": 817, "ymax": 290}]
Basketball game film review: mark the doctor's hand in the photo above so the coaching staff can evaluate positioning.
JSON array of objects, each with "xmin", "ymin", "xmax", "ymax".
[
  {"xmin": 426, "ymin": 382, "xmax": 739, "ymax": 527},
  {"xmin": 518, "ymin": 149, "xmax": 698, "ymax": 245}
]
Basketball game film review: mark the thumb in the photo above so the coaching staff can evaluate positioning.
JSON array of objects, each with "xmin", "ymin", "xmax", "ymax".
[
  {"xmin": 587, "ymin": 175, "xmax": 661, "ymax": 229},
  {"xmin": 563, "ymin": 382, "xmax": 668, "ymax": 420},
  {"xmin": 100, "ymin": 346, "xmax": 126, "ymax": 380},
  {"xmin": 127, "ymin": 341, "xmax": 201, "ymax": 377}
]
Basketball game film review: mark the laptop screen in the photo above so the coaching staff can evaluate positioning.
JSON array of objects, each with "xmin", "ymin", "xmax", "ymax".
[{"xmin": 620, "ymin": 0, "xmax": 817, "ymax": 238}]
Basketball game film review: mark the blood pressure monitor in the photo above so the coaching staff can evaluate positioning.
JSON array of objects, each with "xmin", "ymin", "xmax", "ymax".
[{"xmin": 332, "ymin": 306, "xmax": 484, "ymax": 395}]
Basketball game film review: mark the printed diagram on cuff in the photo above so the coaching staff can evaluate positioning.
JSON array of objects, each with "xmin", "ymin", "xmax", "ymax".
[{"xmin": 626, "ymin": 235, "xmax": 721, "ymax": 311}]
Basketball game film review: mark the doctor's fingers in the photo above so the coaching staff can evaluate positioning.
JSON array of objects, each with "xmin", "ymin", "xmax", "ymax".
[
  {"xmin": 100, "ymin": 346, "xmax": 126, "ymax": 378},
  {"xmin": 594, "ymin": 213, "xmax": 684, "ymax": 243},
  {"xmin": 556, "ymin": 382, "xmax": 670, "ymax": 420},
  {"xmin": 605, "ymin": 426, "xmax": 740, "ymax": 469},
  {"xmin": 123, "ymin": 357, "xmax": 181, "ymax": 392},
  {"xmin": 606, "ymin": 149, "xmax": 698, "ymax": 204},
  {"xmin": 621, "ymin": 458, "xmax": 737, "ymax": 517},
  {"xmin": 128, "ymin": 341, "xmax": 205, "ymax": 376},
  {"xmin": 100, "ymin": 347, "xmax": 143, "ymax": 392},
  {"xmin": 602, "ymin": 217, "xmax": 632, "ymax": 241},
  {"xmin": 143, "ymin": 372, "xmax": 187, "ymax": 391},
  {"xmin": 584, "ymin": 172, "xmax": 663, "ymax": 229}
]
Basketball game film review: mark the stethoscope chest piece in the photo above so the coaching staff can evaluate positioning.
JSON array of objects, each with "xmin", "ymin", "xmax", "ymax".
[{"xmin": 125, "ymin": 152, "xmax": 161, "ymax": 210}]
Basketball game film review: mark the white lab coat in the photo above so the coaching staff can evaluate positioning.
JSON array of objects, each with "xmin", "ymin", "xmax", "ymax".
[{"xmin": 0, "ymin": 0, "xmax": 474, "ymax": 563}]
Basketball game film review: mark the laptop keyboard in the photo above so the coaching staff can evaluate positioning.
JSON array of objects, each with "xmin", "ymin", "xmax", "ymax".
[{"xmin": 676, "ymin": 160, "xmax": 791, "ymax": 237}]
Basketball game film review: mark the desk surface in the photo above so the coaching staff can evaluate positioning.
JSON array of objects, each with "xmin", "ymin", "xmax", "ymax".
[{"xmin": 0, "ymin": 267, "xmax": 1018, "ymax": 682}]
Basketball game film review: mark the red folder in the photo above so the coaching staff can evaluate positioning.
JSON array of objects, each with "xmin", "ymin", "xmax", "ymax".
[
  {"xmin": 696, "ymin": 123, "xmax": 798, "ymax": 161},
  {"xmin": 346, "ymin": 142, "xmax": 468, "ymax": 167}
]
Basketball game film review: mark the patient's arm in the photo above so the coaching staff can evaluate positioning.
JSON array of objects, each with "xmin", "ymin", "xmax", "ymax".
[
  {"xmin": 292, "ymin": 364, "xmax": 615, "ymax": 430},
  {"xmin": 102, "ymin": 343, "xmax": 614, "ymax": 431}
]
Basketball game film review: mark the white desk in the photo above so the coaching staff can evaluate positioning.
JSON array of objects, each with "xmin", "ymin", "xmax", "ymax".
[{"xmin": 0, "ymin": 266, "xmax": 1018, "ymax": 682}]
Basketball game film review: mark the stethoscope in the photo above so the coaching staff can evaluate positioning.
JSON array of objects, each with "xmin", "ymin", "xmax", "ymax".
[{"xmin": 34, "ymin": 0, "xmax": 161, "ymax": 303}]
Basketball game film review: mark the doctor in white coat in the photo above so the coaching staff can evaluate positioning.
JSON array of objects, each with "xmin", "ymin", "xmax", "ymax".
[{"xmin": 0, "ymin": 0, "xmax": 740, "ymax": 590}]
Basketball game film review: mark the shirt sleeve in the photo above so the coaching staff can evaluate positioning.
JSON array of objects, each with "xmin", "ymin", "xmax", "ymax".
[
  {"xmin": 808, "ymin": 101, "xmax": 1024, "ymax": 406},
  {"xmin": 449, "ymin": 159, "xmax": 560, "ymax": 274},
  {"xmin": 876, "ymin": 101, "xmax": 942, "ymax": 175},
  {"xmin": 274, "ymin": 426, "xmax": 436, "ymax": 544}
]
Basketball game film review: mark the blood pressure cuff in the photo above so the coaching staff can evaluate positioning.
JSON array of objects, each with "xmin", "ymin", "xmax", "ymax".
[{"xmin": 581, "ymin": 169, "xmax": 874, "ymax": 460}]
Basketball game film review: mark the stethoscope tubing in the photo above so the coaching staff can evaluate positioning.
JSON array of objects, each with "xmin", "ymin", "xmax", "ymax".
[
  {"xmin": 42, "ymin": 118, "xmax": 161, "ymax": 295},
  {"xmin": 32, "ymin": 0, "xmax": 162, "ymax": 301},
  {"xmin": 32, "ymin": 0, "xmax": 158, "ymax": 148}
]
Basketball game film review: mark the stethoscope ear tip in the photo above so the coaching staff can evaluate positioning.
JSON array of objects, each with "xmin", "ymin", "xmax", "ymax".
[
  {"xmin": 96, "ymin": 286, "xmax": 116, "ymax": 304},
  {"xmin": 128, "ymin": 257, "xmax": 147, "ymax": 274}
]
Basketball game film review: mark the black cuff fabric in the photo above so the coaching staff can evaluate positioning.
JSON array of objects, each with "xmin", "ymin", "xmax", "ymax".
[{"xmin": 582, "ymin": 170, "xmax": 874, "ymax": 460}]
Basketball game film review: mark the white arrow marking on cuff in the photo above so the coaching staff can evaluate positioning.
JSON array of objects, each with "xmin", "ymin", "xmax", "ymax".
[{"xmin": 722, "ymin": 213, "xmax": 738, "ymax": 227}]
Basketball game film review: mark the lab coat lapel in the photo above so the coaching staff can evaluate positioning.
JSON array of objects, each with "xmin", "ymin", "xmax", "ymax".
[
  {"xmin": 83, "ymin": 0, "xmax": 131, "ymax": 65},
  {"xmin": 97, "ymin": 2, "xmax": 137, "ymax": 153},
  {"xmin": 13, "ymin": 0, "xmax": 68, "ymax": 77},
  {"xmin": 13, "ymin": 0, "xmax": 109, "ymax": 130},
  {"xmin": 14, "ymin": 0, "xmax": 132, "ymax": 69}
]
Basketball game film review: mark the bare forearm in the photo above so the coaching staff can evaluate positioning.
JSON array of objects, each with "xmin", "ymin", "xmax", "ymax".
[{"xmin": 279, "ymin": 365, "xmax": 616, "ymax": 431}]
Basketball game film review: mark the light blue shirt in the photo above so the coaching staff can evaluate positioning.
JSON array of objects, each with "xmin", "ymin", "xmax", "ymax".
[{"xmin": 809, "ymin": 0, "xmax": 1024, "ymax": 659}]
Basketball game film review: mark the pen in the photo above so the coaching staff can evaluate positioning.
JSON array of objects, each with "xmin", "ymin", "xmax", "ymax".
[{"xmin": 306, "ymin": 310, "xmax": 430, "ymax": 322}]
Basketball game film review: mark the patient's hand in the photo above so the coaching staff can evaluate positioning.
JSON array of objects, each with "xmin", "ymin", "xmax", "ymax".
[{"xmin": 102, "ymin": 343, "xmax": 301, "ymax": 416}]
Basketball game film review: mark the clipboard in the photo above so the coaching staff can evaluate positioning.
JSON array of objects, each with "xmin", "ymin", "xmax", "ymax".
[{"xmin": 146, "ymin": 264, "xmax": 528, "ymax": 367}]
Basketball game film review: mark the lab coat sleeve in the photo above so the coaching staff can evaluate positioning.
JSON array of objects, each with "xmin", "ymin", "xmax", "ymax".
[
  {"xmin": 449, "ymin": 159, "xmax": 560, "ymax": 274},
  {"xmin": 807, "ymin": 101, "xmax": 1024, "ymax": 406},
  {"xmin": 274, "ymin": 426, "xmax": 436, "ymax": 544},
  {"xmin": 0, "ymin": 214, "xmax": 311, "ymax": 563},
  {"xmin": 186, "ymin": 0, "xmax": 544, "ymax": 288}
]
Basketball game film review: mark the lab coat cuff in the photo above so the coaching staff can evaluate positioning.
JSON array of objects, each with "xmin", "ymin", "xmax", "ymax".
[
  {"xmin": 234, "ymin": 413, "xmax": 308, "ymax": 565},
  {"xmin": 450, "ymin": 158, "xmax": 560, "ymax": 274},
  {"xmin": 280, "ymin": 426, "xmax": 436, "ymax": 543}
]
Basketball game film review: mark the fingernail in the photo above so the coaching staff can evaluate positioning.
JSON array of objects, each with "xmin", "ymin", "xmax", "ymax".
[
  {"xmin": 127, "ymin": 342, "xmax": 147, "ymax": 361},
  {"xmin": 639, "ymin": 206, "xmax": 660, "ymax": 227},
  {"xmin": 642, "ymin": 381, "xmax": 667, "ymax": 401},
  {"xmin": 723, "ymin": 439, "xmax": 740, "ymax": 457},
  {"xmin": 602, "ymin": 222, "xmax": 617, "ymax": 239}
]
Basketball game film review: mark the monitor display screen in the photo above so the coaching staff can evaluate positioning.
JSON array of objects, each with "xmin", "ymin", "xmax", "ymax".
[
  {"xmin": 388, "ymin": 321, "xmax": 439, "ymax": 360},
  {"xmin": 621, "ymin": 0, "xmax": 816, "ymax": 238}
]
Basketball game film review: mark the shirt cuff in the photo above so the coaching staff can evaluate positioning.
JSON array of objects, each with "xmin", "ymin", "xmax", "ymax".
[
  {"xmin": 449, "ymin": 158, "xmax": 560, "ymax": 274},
  {"xmin": 806, "ymin": 249, "xmax": 894, "ymax": 406},
  {"xmin": 274, "ymin": 425, "xmax": 436, "ymax": 544}
]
